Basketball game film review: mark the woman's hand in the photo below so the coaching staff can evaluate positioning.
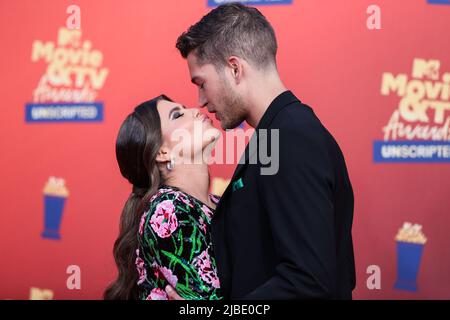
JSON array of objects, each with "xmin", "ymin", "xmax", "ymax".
[{"xmin": 165, "ymin": 285, "xmax": 185, "ymax": 300}]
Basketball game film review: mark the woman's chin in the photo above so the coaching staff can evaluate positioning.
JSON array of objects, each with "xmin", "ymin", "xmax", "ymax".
[
  {"xmin": 200, "ymin": 135, "xmax": 219, "ymax": 155},
  {"xmin": 210, "ymin": 132, "xmax": 222, "ymax": 145}
]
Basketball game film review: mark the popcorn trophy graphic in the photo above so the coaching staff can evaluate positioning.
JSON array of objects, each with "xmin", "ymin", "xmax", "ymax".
[
  {"xmin": 394, "ymin": 222, "xmax": 427, "ymax": 291},
  {"xmin": 30, "ymin": 287, "xmax": 54, "ymax": 300},
  {"xmin": 41, "ymin": 177, "xmax": 69, "ymax": 240}
]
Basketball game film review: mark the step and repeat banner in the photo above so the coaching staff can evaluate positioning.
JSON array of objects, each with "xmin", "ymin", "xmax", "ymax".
[{"xmin": 0, "ymin": 0, "xmax": 449, "ymax": 299}]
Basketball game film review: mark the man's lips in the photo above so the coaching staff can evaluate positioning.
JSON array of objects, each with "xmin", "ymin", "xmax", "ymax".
[{"xmin": 207, "ymin": 108, "xmax": 219, "ymax": 120}]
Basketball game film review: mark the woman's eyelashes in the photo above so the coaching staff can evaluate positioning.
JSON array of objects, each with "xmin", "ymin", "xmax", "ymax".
[
  {"xmin": 170, "ymin": 105, "xmax": 187, "ymax": 120},
  {"xmin": 172, "ymin": 111, "xmax": 184, "ymax": 119}
]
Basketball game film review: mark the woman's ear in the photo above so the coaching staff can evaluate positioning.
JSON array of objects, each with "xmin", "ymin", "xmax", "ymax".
[{"xmin": 155, "ymin": 146, "xmax": 171, "ymax": 164}]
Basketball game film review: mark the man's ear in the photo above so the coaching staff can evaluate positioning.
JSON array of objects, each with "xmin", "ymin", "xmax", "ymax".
[
  {"xmin": 155, "ymin": 146, "xmax": 171, "ymax": 164},
  {"xmin": 227, "ymin": 56, "xmax": 243, "ymax": 84}
]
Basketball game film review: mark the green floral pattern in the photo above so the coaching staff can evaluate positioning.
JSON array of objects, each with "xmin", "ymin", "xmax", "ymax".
[{"xmin": 136, "ymin": 185, "xmax": 222, "ymax": 300}]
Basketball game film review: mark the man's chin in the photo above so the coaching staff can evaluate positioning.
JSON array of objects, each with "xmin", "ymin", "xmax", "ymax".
[
  {"xmin": 219, "ymin": 120, "xmax": 228, "ymax": 130},
  {"xmin": 221, "ymin": 119, "xmax": 242, "ymax": 130}
]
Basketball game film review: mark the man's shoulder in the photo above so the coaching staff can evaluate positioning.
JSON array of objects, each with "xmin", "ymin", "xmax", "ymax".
[
  {"xmin": 271, "ymin": 100, "xmax": 323, "ymax": 132},
  {"xmin": 269, "ymin": 101, "xmax": 341, "ymax": 154}
]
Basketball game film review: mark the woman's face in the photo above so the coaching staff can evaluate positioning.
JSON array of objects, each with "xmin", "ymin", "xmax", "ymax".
[{"xmin": 156, "ymin": 99, "xmax": 221, "ymax": 165}]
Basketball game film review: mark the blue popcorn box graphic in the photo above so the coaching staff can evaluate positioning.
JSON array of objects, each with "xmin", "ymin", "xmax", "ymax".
[
  {"xmin": 394, "ymin": 241, "xmax": 425, "ymax": 291},
  {"xmin": 41, "ymin": 177, "xmax": 69, "ymax": 240},
  {"xmin": 41, "ymin": 194, "xmax": 67, "ymax": 239}
]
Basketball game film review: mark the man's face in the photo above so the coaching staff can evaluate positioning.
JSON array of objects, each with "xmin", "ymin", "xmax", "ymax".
[{"xmin": 187, "ymin": 53, "xmax": 246, "ymax": 130}]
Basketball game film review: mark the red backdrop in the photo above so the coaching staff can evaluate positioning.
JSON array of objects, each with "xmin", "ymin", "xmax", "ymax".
[{"xmin": 1, "ymin": 0, "xmax": 449, "ymax": 299}]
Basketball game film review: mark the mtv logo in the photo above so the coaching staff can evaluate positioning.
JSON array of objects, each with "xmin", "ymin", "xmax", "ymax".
[
  {"xmin": 412, "ymin": 59, "xmax": 440, "ymax": 80},
  {"xmin": 211, "ymin": 177, "xmax": 231, "ymax": 196},
  {"xmin": 29, "ymin": 287, "xmax": 54, "ymax": 300},
  {"xmin": 57, "ymin": 27, "xmax": 82, "ymax": 47}
]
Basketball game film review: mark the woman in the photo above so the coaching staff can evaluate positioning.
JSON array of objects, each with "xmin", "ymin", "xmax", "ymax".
[{"xmin": 104, "ymin": 95, "xmax": 223, "ymax": 300}]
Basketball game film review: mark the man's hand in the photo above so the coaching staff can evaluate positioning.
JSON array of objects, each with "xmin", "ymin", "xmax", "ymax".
[{"xmin": 165, "ymin": 285, "xmax": 185, "ymax": 300}]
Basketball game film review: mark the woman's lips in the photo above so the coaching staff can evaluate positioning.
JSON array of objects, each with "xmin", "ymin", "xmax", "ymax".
[{"xmin": 201, "ymin": 114, "xmax": 212, "ymax": 123}]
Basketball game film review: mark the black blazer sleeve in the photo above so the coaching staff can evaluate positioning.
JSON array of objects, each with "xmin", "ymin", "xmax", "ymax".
[{"xmin": 243, "ymin": 116, "xmax": 340, "ymax": 299}]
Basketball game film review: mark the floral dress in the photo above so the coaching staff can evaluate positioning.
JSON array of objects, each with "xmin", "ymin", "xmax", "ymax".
[{"xmin": 135, "ymin": 185, "xmax": 223, "ymax": 300}]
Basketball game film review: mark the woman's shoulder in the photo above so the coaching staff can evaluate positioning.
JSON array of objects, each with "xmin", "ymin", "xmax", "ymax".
[
  {"xmin": 140, "ymin": 186, "xmax": 194, "ymax": 239},
  {"xmin": 146, "ymin": 185, "xmax": 221, "ymax": 221},
  {"xmin": 148, "ymin": 186, "xmax": 194, "ymax": 211},
  {"xmin": 149, "ymin": 185, "xmax": 220, "ymax": 208}
]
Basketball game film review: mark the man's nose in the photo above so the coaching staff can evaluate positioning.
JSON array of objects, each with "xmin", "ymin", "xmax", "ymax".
[{"xmin": 198, "ymin": 91, "xmax": 207, "ymax": 108}]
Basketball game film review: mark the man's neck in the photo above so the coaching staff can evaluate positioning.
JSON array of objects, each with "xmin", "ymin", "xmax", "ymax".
[{"xmin": 245, "ymin": 74, "xmax": 287, "ymax": 128}]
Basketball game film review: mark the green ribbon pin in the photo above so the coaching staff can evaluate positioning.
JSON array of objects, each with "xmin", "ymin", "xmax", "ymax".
[{"xmin": 232, "ymin": 177, "xmax": 244, "ymax": 192}]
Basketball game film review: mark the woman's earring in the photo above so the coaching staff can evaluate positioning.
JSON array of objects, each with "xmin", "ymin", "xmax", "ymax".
[{"xmin": 166, "ymin": 158, "xmax": 174, "ymax": 171}]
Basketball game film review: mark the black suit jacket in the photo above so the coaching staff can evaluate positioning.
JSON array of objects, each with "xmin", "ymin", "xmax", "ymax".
[{"xmin": 211, "ymin": 91, "xmax": 355, "ymax": 299}]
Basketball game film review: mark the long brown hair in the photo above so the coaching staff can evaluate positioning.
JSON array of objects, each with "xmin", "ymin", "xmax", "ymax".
[{"xmin": 104, "ymin": 95, "xmax": 172, "ymax": 300}]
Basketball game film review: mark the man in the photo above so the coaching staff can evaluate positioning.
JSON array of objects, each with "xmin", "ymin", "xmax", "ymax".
[{"xmin": 167, "ymin": 3, "xmax": 355, "ymax": 299}]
